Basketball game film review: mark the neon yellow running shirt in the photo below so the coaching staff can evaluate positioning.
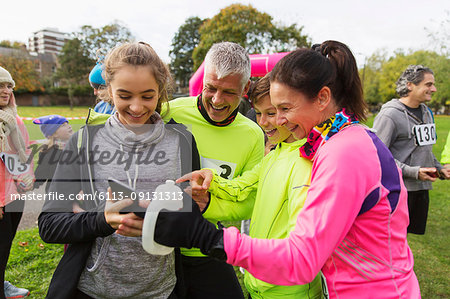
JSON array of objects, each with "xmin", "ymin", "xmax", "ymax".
[
  {"xmin": 204, "ymin": 139, "xmax": 322, "ymax": 298},
  {"xmin": 163, "ymin": 96, "xmax": 264, "ymax": 256}
]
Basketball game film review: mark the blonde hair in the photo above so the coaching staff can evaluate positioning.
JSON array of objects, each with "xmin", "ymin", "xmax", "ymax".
[{"xmin": 98, "ymin": 42, "xmax": 173, "ymax": 114}]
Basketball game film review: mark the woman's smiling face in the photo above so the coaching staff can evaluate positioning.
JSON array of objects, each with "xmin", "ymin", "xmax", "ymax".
[{"xmin": 270, "ymin": 81, "xmax": 322, "ymax": 140}]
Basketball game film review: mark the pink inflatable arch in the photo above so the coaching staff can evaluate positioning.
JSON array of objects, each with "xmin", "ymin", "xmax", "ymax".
[{"xmin": 189, "ymin": 52, "xmax": 290, "ymax": 96}]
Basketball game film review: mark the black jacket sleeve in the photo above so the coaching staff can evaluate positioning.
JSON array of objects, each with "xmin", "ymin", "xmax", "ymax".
[
  {"xmin": 39, "ymin": 211, "xmax": 115, "ymax": 244},
  {"xmin": 38, "ymin": 129, "xmax": 116, "ymax": 244}
]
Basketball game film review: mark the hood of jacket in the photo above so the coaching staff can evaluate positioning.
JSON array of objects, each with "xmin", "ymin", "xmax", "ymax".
[{"xmin": 103, "ymin": 112, "xmax": 165, "ymax": 152}]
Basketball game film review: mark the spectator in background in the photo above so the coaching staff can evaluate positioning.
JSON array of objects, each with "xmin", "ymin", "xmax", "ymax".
[
  {"xmin": 0, "ymin": 66, "xmax": 34, "ymax": 299},
  {"xmin": 373, "ymin": 65, "xmax": 450, "ymax": 235},
  {"xmin": 89, "ymin": 62, "xmax": 115, "ymax": 114},
  {"xmin": 32, "ymin": 115, "xmax": 73, "ymax": 193}
]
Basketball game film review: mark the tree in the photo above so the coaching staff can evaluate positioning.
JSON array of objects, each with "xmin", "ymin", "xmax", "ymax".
[
  {"xmin": 0, "ymin": 54, "xmax": 43, "ymax": 93},
  {"xmin": 0, "ymin": 40, "xmax": 26, "ymax": 50},
  {"xmin": 56, "ymin": 38, "xmax": 94, "ymax": 85},
  {"xmin": 56, "ymin": 21, "xmax": 134, "ymax": 107},
  {"xmin": 75, "ymin": 21, "xmax": 135, "ymax": 60},
  {"xmin": 359, "ymin": 50, "xmax": 388, "ymax": 107},
  {"xmin": 169, "ymin": 17, "xmax": 205, "ymax": 87},
  {"xmin": 361, "ymin": 50, "xmax": 449, "ymax": 110},
  {"xmin": 192, "ymin": 4, "xmax": 310, "ymax": 69},
  {"xmin": 55, "ymin": 38, "xmax": 94, "ymax": 108},
  {"xmin": 425, "ymin": 11, "xmax": 449, "ymax": 56}
]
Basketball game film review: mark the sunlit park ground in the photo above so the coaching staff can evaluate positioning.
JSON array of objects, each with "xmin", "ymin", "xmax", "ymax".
[{"xmin": 5, "ymin": 106, "xmax": 449, "ymax": 298}]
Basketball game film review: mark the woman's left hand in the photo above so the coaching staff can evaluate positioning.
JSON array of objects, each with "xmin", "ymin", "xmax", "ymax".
[{"xmin": 15, "ymin": 173, "xmax": 34, "ymax": 193}]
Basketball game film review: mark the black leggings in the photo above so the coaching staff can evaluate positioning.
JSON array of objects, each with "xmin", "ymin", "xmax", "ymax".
[
  {"xmin": 0, "ymin": 200, "xmax": 24, "ymax": 299},
  {"xmin": 181, "ymin": 255, "xmax": 244, "ymax": 299},
  {"xmin": 407, "ymin": 190, "xmax": 429, "ymax": 235}
]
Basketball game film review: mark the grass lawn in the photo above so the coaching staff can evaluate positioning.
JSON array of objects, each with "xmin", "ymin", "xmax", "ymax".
[{"xmin": 6, "ymin": 107, "xmax": 450, "ymax": 298}]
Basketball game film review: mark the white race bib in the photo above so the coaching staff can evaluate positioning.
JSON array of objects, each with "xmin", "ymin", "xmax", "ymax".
[
  {"xmin": 0, "ymin": 152, "xmax": 30, "ymax": 175},
  {"xmin": 201, "ymin": 157, "xmax": 237, "ymax": 179},
  {"xmin": 413, "ymin": 123, "xmax": 436, "ymax": 146}
]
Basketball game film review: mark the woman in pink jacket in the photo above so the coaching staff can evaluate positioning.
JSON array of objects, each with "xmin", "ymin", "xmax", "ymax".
[
  {"xmin": 147, "ymin": 41, "xmax": 421, "ymax": 299},
  {"xmin": 0, "ymin": 66, "xmax": 34, "ymax": 299}
]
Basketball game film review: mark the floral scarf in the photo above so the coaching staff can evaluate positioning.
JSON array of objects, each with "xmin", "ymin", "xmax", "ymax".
[{"xmin": 299, "ymin": 109, "xmax": 359, "ymax": 161}]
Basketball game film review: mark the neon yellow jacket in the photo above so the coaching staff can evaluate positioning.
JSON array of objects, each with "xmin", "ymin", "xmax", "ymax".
[
  {"xmin": 203, "ymin": 139, "xmax": 322, "ymax": 298},
  {"xmin": 441, "ymin": 131, "xmax": 450, "ymax": 165},
  {"xmin": 162, "ymin": 96, "xmax": 264, "ymax": 256}
]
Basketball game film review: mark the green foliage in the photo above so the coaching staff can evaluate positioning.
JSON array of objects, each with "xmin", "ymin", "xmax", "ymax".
[
  {"xmin": 0, "ymin": 40, "xmax": 26, "ymax": 49},
  {"xmin": 169, "ymin": 17, "xmax": 205, "ymax": 87},
  {"xmin": 56, "ymin": 21, "xmax": 134, "ymax": 86},
  {"xmin": 192, "ymin": 4, "xmax": 310, "ymax": 69},
  {"xmin": 5, "ymin": 228, "xmax": 64, "ymax": 298},
  {"xmin": 0, "ymin": 55, "xmax": 44, "ymax": 93},
  {"xmin": 75, "ymin": 21, "xmax": 135, "ymax": 60},
  {"xmin": 362, "ymin": 50, "xmax": 449, "ymax": 108},
  {"xmin": 56, "ymin": 38, "xmax": 94, "ymax": 85}
]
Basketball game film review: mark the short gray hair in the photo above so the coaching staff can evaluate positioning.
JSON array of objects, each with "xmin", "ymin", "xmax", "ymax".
[
  {"xmin": 204, "ymin": 42, "xmax": 251, "ymax": 88},
  {"xmin": 396, "ymin": 65, "xmax": 434, "ymax": 97}
]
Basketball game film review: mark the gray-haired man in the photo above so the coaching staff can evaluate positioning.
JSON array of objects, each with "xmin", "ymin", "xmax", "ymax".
[
  {"xmin": 373, "ymin": 65, "xmax": 450, "ymax": 235},
  {"xmin": 163, "ymin": 42, "xmax": 264, "ymax": 298}
]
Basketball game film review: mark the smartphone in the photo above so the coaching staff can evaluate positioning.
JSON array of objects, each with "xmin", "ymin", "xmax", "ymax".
[
  {"xmin": 108, "ymin": 177, "xmax": 144, "ymax": 215},
  {"xmin": 426, "ymin": 171, "xmax": 439, "ymax": 178}
]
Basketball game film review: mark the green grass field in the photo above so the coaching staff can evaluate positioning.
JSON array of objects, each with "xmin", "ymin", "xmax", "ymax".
[{"xmin": 6, "ymin": 107, "xmax": 449, "ymax": 298}]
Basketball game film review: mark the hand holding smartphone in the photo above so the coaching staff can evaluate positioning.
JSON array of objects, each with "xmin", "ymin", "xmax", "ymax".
[
  {"xmin": 108, "ymin": 177, "xmax": 144, "ymax": 216},
  {"xmin": 426, "ymin": 171, "xmax": 439, "ymax": 178}
]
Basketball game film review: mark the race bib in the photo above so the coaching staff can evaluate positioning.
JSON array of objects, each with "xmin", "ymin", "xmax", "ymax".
[
  {"xmin": 413, "ymin": 123, "xmax": 436, "ymax": 146},
  {"xmin": 201, "ymin": 157, "xmax": 237, "ymax": 179},
  {"xmin": 0, "ymin": 152, "xmax": 30, "ymax": 175}
]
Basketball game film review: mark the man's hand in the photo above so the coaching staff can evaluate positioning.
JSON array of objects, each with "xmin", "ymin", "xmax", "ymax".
[
  {"xmin": 439, "ymin": 167, "xmax": 450, "ymax": 180},
  {"xmin": 183, "ymin": 185, "xmax": 210, "ymax": 212},
  {"xmin": 177, "ymin": 169, "xmax": 214, "ymax": 211},
  {"xmin": 418, "ymin": 167, "xmax": 438, "ymax": 182}
]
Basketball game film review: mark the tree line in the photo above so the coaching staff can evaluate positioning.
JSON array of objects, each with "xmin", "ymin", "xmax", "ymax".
[{"xmin": 0, "ymin": 4, "xmax": 448, "ymax": 110}]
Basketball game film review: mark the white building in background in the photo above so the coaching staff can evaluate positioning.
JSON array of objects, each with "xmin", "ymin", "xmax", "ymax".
[{"xmin": 28, "ymin": 28, "xmax": 70, "ymax": 55}]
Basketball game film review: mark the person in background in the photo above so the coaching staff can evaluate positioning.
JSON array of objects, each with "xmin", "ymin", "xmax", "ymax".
[
  {"xmin": 373, "ymin": 65, "xmax": 450, "ymax": 235},
  {"xmin": 89, "ymin": 62, "xmax": 115, "ymax": 114},
  {"xmin": 33, "ymin": 115, "xmax": 73, "ymax": 193},
  {"xmin": 153, "ymin": 41, "xmax": 421, "ymax": 299},
  {"xmin": 0, "ymin": 66, "xmax": 34, "ymax": 299}
]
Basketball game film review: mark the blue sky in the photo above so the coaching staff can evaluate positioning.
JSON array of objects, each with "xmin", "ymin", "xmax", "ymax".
[{"xmin": 3, "ymin": 0, "xmax": 449, "ymax": 66}]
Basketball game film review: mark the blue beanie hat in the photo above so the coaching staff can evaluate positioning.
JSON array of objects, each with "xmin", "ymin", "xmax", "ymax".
[
  {"xmin": 89, "ymin": 63, "xmax": 106, "ymax": 87},
  {"xmin": 33, "ymin": 115, "xmax": 68, "ymax": 137}
]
